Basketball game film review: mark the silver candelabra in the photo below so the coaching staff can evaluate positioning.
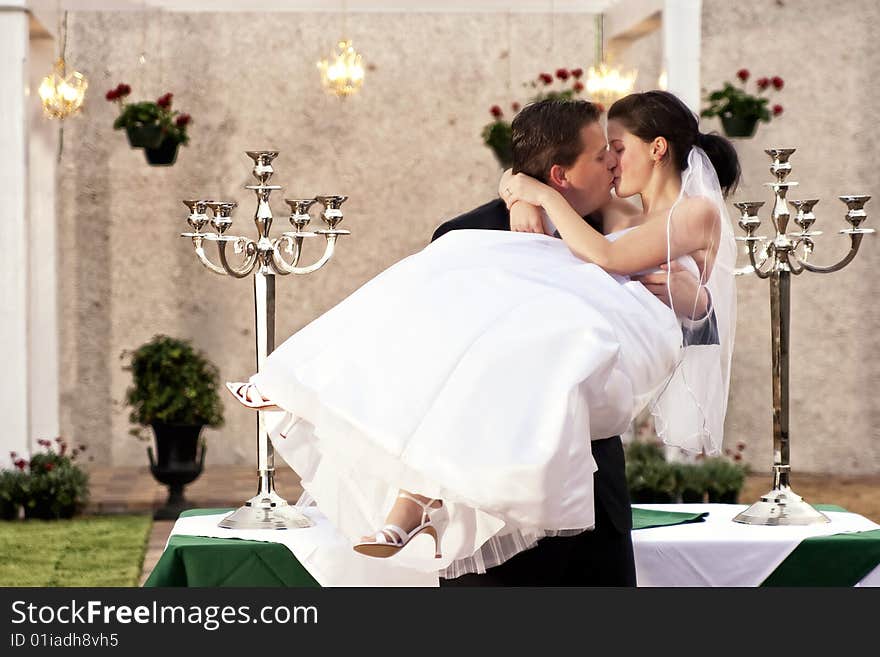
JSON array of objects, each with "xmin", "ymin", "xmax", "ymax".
[
  {"xmin": 180, "ymin": 150, "xmax": 350, "ymax": 530},
  {"xmin": 732, "ymin": 148, "xmax": 872, "ymax": 525}
]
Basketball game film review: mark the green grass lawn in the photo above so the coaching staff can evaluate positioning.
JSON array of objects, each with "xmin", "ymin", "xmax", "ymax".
[{"xmin": 0, "ymin": 515, "xmax": 152, "ymax": 586}]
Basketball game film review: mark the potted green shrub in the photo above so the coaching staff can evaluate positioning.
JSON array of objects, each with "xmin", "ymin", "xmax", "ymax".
[
  {"xmin": 673, "ymin": 463, "xmax": 707, "ymax": 503},
  {"xmin": 625, "ymin": 441, "xmax": 678, "ymax": 503},
  {"xmin": 0, "ymin": 466, "xmax": 24, "ymax": 520},
  {"xmin": 702, "ymin": 457, "xmax": 747, "ymax": 504},
  {"xmin": 14, "ymin": 439, "xmax": 90, "ymax": 520},
  {"xmin": 122, "ymin": 335, "xmax": 223, "ymax": 518}
]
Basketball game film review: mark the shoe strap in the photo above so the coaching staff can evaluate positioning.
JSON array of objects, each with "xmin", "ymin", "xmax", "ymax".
[
  {"xmin": 377, "ymin": 525, "xmax": 407, "ymax": 545},
  {"xmin": 397, "ymin": 492, "xmax": 441, "ymax": 524}
]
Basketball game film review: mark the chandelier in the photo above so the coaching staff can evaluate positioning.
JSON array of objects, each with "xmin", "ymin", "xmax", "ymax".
[
  {"xmin": 38, "ymin": 11, "xmax": 88, "ymax": 120},
  {"xmin": 586, "ymin": 14, "xmax": 637, "ymax": 108},
  {"xmin": 317, "ymin": 39, "xmax": 365, "ymax": 98},
  {"xmin": 39, "ymin": 58, "xmax": 88, "ymax": 119}
]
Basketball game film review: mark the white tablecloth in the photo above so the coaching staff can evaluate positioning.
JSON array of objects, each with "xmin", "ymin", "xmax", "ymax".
[
  {"xmin": 167, "ymin": 503, "xmax": 880, "ymax": 587},
  {"xmin": 632, "ymin": 503, "xmax": 880, "ymax": 587},
  {"xmin": 168, "ymin": 508, "xmax": 438, "ymax": 587}
]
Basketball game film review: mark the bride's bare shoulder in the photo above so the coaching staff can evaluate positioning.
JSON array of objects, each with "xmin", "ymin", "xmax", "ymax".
[
  {"xmin": 601, "ymin": 197, "xmax": 642, "ymax": 233},
  {"xmin": 673, "ymin": 196, "xmax": 720, "ymax": 232}
]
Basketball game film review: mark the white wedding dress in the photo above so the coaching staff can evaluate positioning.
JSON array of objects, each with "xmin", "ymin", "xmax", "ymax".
[{"xmin": 252, "ymin": 227, "xmax": 691, "ymax": 577}]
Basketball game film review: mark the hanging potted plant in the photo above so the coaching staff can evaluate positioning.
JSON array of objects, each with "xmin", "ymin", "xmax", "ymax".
[
  {"xmin": 701, "ymin": 69, "xmax": 784, "ymax": 138},
  {"xmin": 482, "ymin": 68, "xmax": 587, "ymax": 169},
  {"xmin": 107, "ymin": 84, "xmax": 192, "ymax": 165},
  {"xmin": 122, "ymin": 335, "xmax": 223, "ymax": 518},
  {"xmin": 144, "ymin": 109, "xmax": 191, "ymax": 166}
]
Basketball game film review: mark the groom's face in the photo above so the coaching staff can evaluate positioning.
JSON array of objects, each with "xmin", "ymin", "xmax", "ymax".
[{"xmin": 551, "ymin": 121, "xmax": 617, "ymax": 216}]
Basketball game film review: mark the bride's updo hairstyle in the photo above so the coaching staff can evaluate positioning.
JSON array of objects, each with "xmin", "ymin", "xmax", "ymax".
[{"xmin": 608, "ymin": 90, "xmax": 741, "ymax": 197}]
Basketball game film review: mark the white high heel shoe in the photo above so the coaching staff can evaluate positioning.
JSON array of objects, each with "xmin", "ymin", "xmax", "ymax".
[
  {"xmin": 353, "ymin": 492, "xmax": 448, "ymax": 559},
  {"xmin": 225, "ymin": 381, "xmax": 282, "ymax": 412}
]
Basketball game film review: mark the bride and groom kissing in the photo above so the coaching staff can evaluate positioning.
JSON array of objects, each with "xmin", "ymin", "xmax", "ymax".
[{"xmin": 228, "ymin": 91, "xmax": 739, "ymax": 586}]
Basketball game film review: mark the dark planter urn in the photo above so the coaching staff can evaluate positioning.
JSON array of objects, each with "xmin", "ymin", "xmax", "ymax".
[
  {"xmin": 148, "ymin": 422, "xmax": 206, "ymax": 520},
  {"xmin": 143, "ymin": 139, "xmax": 180, "ymax": 166},
  {"xmin": 126, "ymin": 124, "xmax": 164, "ymax": 149},
  {"xmin": 720, "ymin": 115, "xmax": 758, "ymax": 139}
]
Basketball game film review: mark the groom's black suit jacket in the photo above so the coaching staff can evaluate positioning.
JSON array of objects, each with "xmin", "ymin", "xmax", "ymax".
[{"xmin": 432, "ymin": 199, "xmax": 636, "ymax": 586}]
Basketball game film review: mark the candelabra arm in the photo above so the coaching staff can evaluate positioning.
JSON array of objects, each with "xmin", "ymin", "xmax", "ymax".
[
  {"xmin": 270, "ymin": 234, "xmax": 305, "ymax": 275},
  {"xmin": 793, "ymin": 235, "xmax": 864, "ymax": 274},
  {"xmin": 272, "ymin": 234, "xmax": 339, "ymax": 275},
  {"xmin": 189, "ymin": 236, "xmax": 230, "ymax": 276},
  {"xmin": 218, "ymin": 238, "xmax": 260, "ymax": 279},
  {"xmin": 747, "ymin": 240, "xmax": 773, "ymax": 279}
]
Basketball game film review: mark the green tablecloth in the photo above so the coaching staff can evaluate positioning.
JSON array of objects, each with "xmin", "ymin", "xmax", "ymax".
[
  {"xmin": 143, "ymin": 505, "xmax": 879, "ymax": 587},
  {"xmin": 144, "ymin": 509, "xmax": 318, "ymax": 588}
]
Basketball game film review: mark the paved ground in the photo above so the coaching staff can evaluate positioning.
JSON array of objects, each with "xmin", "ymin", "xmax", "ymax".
[{"xmin": 79, "ymin": 464, "xmax": 880, "ymax": 585}]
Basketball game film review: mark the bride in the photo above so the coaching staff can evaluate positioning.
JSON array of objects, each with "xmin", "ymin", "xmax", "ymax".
[{"xmin": 227, "ymin": 90, "xmax": 739, "ymax": 577}]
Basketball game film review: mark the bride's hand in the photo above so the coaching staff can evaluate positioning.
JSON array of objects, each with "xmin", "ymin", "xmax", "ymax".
[
  {"xmin": 498, "ymin": 169, "xmax": 515, "ymax": 207},
  {"xmin": 504, "ymin": 172, "xmax": 553, "ymax": 208}
]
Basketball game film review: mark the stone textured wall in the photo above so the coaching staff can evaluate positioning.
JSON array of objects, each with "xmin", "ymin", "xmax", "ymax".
[
  {"xmin": 613, "ymin": 0, "xmax": 880, "ymax": 474},
  {"xmin": 703, "ymin": 0, "xmax": 880, "ymax": 475},
  {"xmin": 58, "ymin": 5, "xmax": 880, "ymax": 474},
  {"xmin": 58, "ymin": 11, "xmax": 598, "ymax": 466}
]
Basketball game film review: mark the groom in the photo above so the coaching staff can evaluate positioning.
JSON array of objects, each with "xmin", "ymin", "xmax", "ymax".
[{"xmin": 433, "ymin": 99, "xmax": 713, "ymax": 586}]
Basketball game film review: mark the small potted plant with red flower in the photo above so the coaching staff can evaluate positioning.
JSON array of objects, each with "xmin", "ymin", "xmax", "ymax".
[
  {"xmin": 11, "ymin": 438, "xmax": 90, "ymax": 520},
  {"xmin": 106, "ymin": 84, "xmax": 193, "ymax": 165},
  {"xmin": 701, "ymin": 69, "xmax": 785, "ymax": 138},
  {"xmin": 482, "ymin": 67, "xmax": 586, "ymax": 168}
]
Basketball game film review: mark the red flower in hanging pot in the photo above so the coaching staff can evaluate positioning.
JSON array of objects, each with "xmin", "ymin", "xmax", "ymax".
[
  {"xmin": 490, "ymin": 105, "xmax": 503, "ymax": 118},
  {"xmin": 756, "ymin": 77, "xmax": 770, "ymax": 90},
  {"xmin": 175, "ymin": 113, "xmax": 192, "ymax": 127},
  {"xmin": 736, "ymin": 68, "xmax": 750, "ymax": 82},
  {"xmin": 44, "ymin": 462, "xmax": 55, "ymax": 472},
  {"xmin": 539, "ymin": 73, "xmax": 553, "ymax": 85},
  {"xmin": 105, "ymin": 88, "xmax": 118, "ymax": 101},
  {"xmin": 511, "ymin": 102, "xmax": 521, "ymax": 112},
  {"xmin": 556, "ymin": 68, "xmax": 570, "ymax": 81},
  {"xmin": 573, "ymin": 81, "xmax": 584, "ymax": 93},
  {"xmin": 117, "ymin": 83, "xmax": 131, "ymax": 97},
  {"xmin": 772, "ymin": 76, "xmax": 784, "ymax": 90},
  {"xmin": 773, "ymin": 104, "xmax": 784, "ymax": 116},
  {"xmin": 571, "ymin": 68, "xmax": 583, "ymax": 79},
  {"xmin": 157, "ymin": 92, "xmax": 173, "ymax": 109}
]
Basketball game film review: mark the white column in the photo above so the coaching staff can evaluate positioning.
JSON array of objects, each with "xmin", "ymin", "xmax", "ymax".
[
  {"xmin": 0, "ymin": 1, "xmax": 30, "ymax": 464},
  {"xmin": 28, "ymin": 35, "xmax": 60, "ymax": 444},
  {"xmin": 663, "ymin": 0, "xmax": 702, "ymax": 113}
]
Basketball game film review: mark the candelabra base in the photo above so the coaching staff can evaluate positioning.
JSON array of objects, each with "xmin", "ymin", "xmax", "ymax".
[
  {"xmin": 218, "ymin": 492, "xmax": 314, "ymax": 530},
  {"xmin": 733, "ymin": 486, "xmax": 831, "ymax": 525}
]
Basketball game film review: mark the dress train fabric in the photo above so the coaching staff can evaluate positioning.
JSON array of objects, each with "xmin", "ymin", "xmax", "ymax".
[{"xmin": 252, "ymin": 228, "xmax": 686, "ymax": 575}]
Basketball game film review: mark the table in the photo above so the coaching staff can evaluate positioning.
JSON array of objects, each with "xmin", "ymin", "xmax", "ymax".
[
  {"xmin": 144, "ymin": 504, "xmax": 880, "ymax": 587},
  {"xmin": 632, "ymin": 503, "xmax": 880, "ymax": 587}
]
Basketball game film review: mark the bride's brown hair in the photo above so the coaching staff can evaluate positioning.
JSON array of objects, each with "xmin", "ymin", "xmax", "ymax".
[{"xmin": 608, "ymin": 90, "xmax": 741, "ymax": 197}]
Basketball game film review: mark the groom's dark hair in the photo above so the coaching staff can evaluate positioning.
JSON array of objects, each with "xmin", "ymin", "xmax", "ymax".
[{"xmin": 511, "ymin": 99, "xmax": 602, "ymax": 182}]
